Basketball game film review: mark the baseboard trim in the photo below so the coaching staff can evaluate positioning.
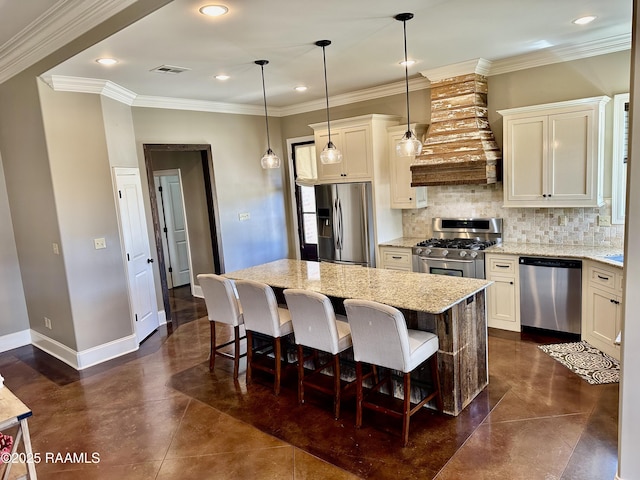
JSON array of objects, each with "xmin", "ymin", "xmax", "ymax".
[
  {"xmin": 158, "ymin": 309, "xmax": 167, "ymax": 326},
  {"xmin": 30, "ymin": 330, "xmax": 139, "ymax": 370},
  {"xmin": 0, "ymin": 329, "xmax": 32, "ymax": 353},
  {"xmin": 30, "ymin": 330, "xmax": 79, "ymax": 369}
]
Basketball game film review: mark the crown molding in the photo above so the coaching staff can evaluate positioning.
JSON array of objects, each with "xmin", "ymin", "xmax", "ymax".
[
  {"xmin": 489, "ymin": 33, "xmax": 631, "ymax": 76},
  {"xmin": 41, "ymin": 33, "xmax": 630, "ymax": 117},
  {"xmin": 132, "ymin": 95, "xmax": 269, "ymax": 116},
  {"xmin": 279, "ymin": 77, "xmax": 430, "ymax": 117},
  {"xmin": 0, "ymin": 0, "xmax": 139, "ymax": 84},
  {"xmin": 420, "ymin": 58, "xmax": 493, "ymax": 83}
]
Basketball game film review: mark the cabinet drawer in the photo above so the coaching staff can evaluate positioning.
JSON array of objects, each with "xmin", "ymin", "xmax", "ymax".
[
  {"xmin": 380, "ymin": 248, "xmax": 412, "ymax": 268},
  {"xmin": 487, "ymin": 256, "xmax": 516, "ymax": 275},
  {"xmin": 589, "ymin": 266, "xmax": 618, "ymax": 293}
]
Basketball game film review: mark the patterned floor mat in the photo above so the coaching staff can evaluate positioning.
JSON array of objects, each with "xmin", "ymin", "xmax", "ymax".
[{"xmin": 538, "ymin": 340, "xmax": 620, "ymax": 385}]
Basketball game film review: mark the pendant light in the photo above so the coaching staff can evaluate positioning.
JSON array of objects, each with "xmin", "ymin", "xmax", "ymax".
[
  {"xmin": 394, "ymin": 13, "xmax": 422, "ymax": 157},
  {"xmin": 255, "ymin": 60, "xmax": 281, "ymax": 169},
  {"xmin": 315, "ymin": 40, "xmax": 343, "ymax": 164}
]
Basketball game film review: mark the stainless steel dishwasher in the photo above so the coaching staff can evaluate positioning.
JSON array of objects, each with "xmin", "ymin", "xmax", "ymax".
[{"xmin": 519, "ymin": 257, "xmax": 582, "ymax": 334}]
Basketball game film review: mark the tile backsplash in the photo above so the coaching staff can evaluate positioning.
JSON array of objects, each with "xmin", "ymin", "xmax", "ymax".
[{"xmin": 402, "ymin": 184, "xmax": 625, "ymax": 248}]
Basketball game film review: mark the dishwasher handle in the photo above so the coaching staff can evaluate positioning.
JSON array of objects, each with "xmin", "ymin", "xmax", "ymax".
[{"xmin": 519, "ymin": 256, "xmax": 582, "ymax": 269}]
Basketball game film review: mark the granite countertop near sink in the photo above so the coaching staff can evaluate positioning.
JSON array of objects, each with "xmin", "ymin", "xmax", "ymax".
[{"xmin": 487, "ymin": 242, "xmax": 623, "ymax": 268}]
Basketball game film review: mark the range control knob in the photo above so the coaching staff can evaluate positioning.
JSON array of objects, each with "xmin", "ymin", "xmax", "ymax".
[
  {"xmin": 424, "ymin": 249, "xmax": 432, "ymax": 256},
  {"xmin": 459, "ymin": 251, "xmax": 467, "ymax": 258},
  {"xmin": 442, "ymin": 250, "xmax": 449, "ymax": 257},
  {"xmin": 415, "ymin": 248, "xmax": 423, "ymax": 255},
  {"xmin": 469, "ymin": 251, "xmax": 478, "ymax": 258}
]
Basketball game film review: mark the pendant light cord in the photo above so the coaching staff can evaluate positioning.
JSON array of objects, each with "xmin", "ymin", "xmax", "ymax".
[
  {"xmin": 321, "ymin": 44, "xmax": 333, "ymax": 145},
  {"xmin": 259, "ymin": 63, "xmax": 272, "ymax": 151},
  {"xmin": 402, "ymin": 18, "xmax": 411, "ymax": 135}
]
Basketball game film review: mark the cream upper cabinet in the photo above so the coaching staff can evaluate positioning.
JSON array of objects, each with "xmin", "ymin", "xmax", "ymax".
[
  {"xmin": 387, "ymin": 124, "xmax": 427, "ymax": 209},
  {"xmin": 498, "ymin": 96, "xmax": 610, "ymax": 208},
  {"xmin": 310, "ymin": 115, "xmax": 399, "ymax": 184}
]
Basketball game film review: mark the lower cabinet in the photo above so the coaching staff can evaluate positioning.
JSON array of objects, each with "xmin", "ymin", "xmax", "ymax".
[
  {"xmin": 582, "ymin": 261, "xmax": 622, "ymax": 360},
  {"xmin": 378, "ymin": 246, "xmax": 412, "ymax": 271},
  {"xmin": 485, "ymin": 254, "xmax": 520, "ymax": 332}
]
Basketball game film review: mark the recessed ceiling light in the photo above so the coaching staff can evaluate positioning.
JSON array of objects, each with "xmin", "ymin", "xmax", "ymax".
[
  {"xmin": 199, "ymin": 5, "xmax": 228, "ymax": 17},
  {"xmin": 96, "ymin": 58, "xmax": 118, "ymax": 66},
  {"xmin": 215, "ymin": 74, "xmax": 230, "ymax": 80},
  {"xmin": 400, "ymin": 60, "xmax": 416, "ymax": 67},
  {"xmin": 573, "ymin": 15, "xmax": 597, "ymax": 25},
  {"xmin": 294, "ymin": 86, "xmax": 308, "ymax": 92}
]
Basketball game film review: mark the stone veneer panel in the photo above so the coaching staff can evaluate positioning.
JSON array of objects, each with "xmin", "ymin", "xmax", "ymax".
[{"xmin": 402, "ymin": 184, "xmax": 625, "ymax": 248}]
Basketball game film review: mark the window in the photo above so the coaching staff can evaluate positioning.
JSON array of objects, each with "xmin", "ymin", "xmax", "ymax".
[{"xmin": 612, "ymin": 93, "xmax": 629, "ymax": 225}]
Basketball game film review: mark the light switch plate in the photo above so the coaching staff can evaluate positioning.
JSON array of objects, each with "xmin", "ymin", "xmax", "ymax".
[
  {"xmin": 598, "ymin": 215, "xmax": 611, "ymax": 227},
  {"xmin": 94, "ymin": 237, "xmax": 107, "ymax": 249},
  {"xmin": 238, "ymin": 212, "xmax": 250, "ymax": 221},
  {"xmin": 52, "ymin": 243, "xmax": 60, "ymax": 255}
]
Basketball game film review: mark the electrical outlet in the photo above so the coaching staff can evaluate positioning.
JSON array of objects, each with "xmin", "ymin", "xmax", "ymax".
[
  {"xmin": 557, "ymin": 215, "xmax": 568, "ymax": 226},
  {"xmin": 598, "ymin": 215, "xmax": 611, "ymax": 227},
  {"xmin": 238, "ymin": 212, "xmax": 250, "ymax": 222},
  {"xmin": 44, "ymin": 317, "xmax": 52, "ymax": 329},
  {"xmin": 52, "ymin": 242, "xmax": 60, "ymax": 255},
  {"xmin": 94, "ymin": 237, "xmax": 107, "ymax": 249}
]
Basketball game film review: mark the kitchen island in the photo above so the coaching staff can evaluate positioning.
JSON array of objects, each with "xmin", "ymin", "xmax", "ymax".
[{"xmin": 225, "ymin": 259, "xmax": 492, "ymax": 416}]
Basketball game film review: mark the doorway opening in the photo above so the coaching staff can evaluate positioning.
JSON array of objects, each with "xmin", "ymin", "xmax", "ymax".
[
  {"xmin": 291, "ymin": 141, "xmax": 318, "ymax": 261},
  {"xmin": 143, "ymin": 144, "xmax": 224, "ymax": 321}
]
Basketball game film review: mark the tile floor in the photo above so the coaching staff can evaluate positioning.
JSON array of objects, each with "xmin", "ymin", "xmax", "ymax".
[{"xmin": 0, "ymin": 286, "xmax": 618, "ymax": 479}]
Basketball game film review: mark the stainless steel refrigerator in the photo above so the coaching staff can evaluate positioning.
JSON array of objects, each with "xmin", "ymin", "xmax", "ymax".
[{"xmin": 315, "ymin": 182, "xmax": 375, "ymax": 267}]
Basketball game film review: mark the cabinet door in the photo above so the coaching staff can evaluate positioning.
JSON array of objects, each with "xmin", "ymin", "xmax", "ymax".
[
  {"xmin": 548, "ymin": 110, "xmax": 593, "ymax": 202},
  {"xmin": 505, "ymin": 116, "xmax": 546, "ymax": 204},
  {"xmin": 585, "ymin": 287, "xmax": 621, "ymax": 359},
  {"xmin": 388, "ymin": 133, "xmax": 426, "ymax": 208},
  {"xmin": 487, "ymin": 275, "xmax": 518, "ymax": 330},
  {"xmin": 341, "ymin": 124, "xmax": 372, "ymax": 180},
  {"xmin": 315, "ymin": 130, "xmax": 344, "ymax": 182}
]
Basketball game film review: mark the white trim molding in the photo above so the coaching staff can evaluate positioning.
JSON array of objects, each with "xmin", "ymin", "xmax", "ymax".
[
  {"xmin": 0, "ymin": 330, "xmax": 32, "ymax": 353},
  {"xmin": 39, "ymin": 33, "xmax": 630, "ymax": 117},
  {"xmin": 0, "ymin": 0, "xmax": 140, "ymax": 84},
  {"xmin": 30, "ymin": 330, "xmax": 138, "ymax": 370}
]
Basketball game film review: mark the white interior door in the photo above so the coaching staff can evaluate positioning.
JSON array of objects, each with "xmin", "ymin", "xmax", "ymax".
[
  {"xmin": 115, "ymin": 167, "xmax": 159, "ymax": 343},
  {"xmin": 154, "ymin": 171, "xmax": 191, "ymax": 288}
]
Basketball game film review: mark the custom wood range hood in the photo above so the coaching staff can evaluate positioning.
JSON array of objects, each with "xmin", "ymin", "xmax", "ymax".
[{"xmin": 411, "ymin": 59, "xmax": 502, "ymax": 187}]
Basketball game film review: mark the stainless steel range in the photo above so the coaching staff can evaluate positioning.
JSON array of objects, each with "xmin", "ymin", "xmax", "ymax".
[{"xmin": 412, "ymin": 218, "xmax": 503, "ymax": 279}]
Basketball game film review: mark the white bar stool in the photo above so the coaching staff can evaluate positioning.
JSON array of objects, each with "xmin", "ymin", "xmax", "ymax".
[{"xmin": 344, "ymin": 298, "xmax": 443, "ymax": 447}]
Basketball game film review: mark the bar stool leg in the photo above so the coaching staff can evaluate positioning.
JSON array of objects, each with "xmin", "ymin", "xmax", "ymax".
[
  {"xmin": 402, "ymin": 372, "xmax": 411, "ymax": 447},
  {"xmin": 297, "ymin": 344, "xmax": 305, "ymax": 405},
  {"xmin": 274, "ymin": 337, "xmax": 282, "ymax": 396},
  {"xmin": 333, "ymin": 354, "xmax": 341, "ymax": 419},
  {"xmin": 209, "ymin": 321, "xmax": 216, "ymax": 371},
  {"xmin": 355, "ymin": 361, "xmax": 364, "ymax": 428},
  {"xmin": 246, "ymin": 330, "xmax": 254, "ymax": 384},
  {"xmin": 233, "ymin": 325, "xmax": 241, "ymax": 380}
]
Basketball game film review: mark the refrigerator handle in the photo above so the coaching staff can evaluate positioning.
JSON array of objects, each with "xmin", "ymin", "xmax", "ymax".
[
  {"xmin": 337, "ymin": 198, "xmax": 344, "ymax": 250},
  {"xmin": 333, "ymin": 198, "xmax": 342, "ymax": 250}
]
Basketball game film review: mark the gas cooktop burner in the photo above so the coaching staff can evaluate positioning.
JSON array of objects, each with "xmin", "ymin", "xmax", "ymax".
[{"xmin": 416, "ymin": 238, "xmax": 498, "ymax": 251}]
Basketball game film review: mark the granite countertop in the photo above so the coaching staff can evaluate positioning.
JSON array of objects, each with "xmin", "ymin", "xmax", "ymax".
[
  {"xmin": 486, "ymin": 243, "xmax": 623, "ymax": 268},
  {"xmin": 225, "ymin": 259, "xmax": 492, "ymax": 314},
  {"xmin": 380, "ymin": 237, "xmax": 624, "ymax": 268}
]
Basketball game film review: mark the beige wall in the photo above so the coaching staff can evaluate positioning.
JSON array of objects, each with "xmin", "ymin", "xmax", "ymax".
[
  {"xmin": 38, "ymin": 81, "xmax": 133, "ymax": 351},
  {"xmin": 131, "ymin": 107, "xmax": 289, "ymax": 274},
  {"xmin": 150, "ymin": 151, "xmax": 215, "ymax": 284},
  {"xmin": 0, "ymin": 152, "xmax": 29, "ymax": 335}
]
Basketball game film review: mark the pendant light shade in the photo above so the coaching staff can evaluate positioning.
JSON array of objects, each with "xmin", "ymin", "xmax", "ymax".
[
  {"xmin": 394, "ymin": 13, "xmax": 423, "ymax": 157},
  {"xmin": 255, "ymin": 60, "xmax": 281, "ymax": 169},
  {"xmin": 315, "ymin": 40, "xmax": 343, "ymax": 165}
]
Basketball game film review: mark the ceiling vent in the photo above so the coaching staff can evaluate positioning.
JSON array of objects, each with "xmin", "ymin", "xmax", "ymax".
[{"xmin": 150, "ymin": 65, "xmax": 191, "ymax": 74}]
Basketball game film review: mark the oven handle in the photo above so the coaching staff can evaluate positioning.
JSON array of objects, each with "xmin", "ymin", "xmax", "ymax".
[{"xmin": 417, "ymin": 256, "xmax": 475, "ymax": 264}]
